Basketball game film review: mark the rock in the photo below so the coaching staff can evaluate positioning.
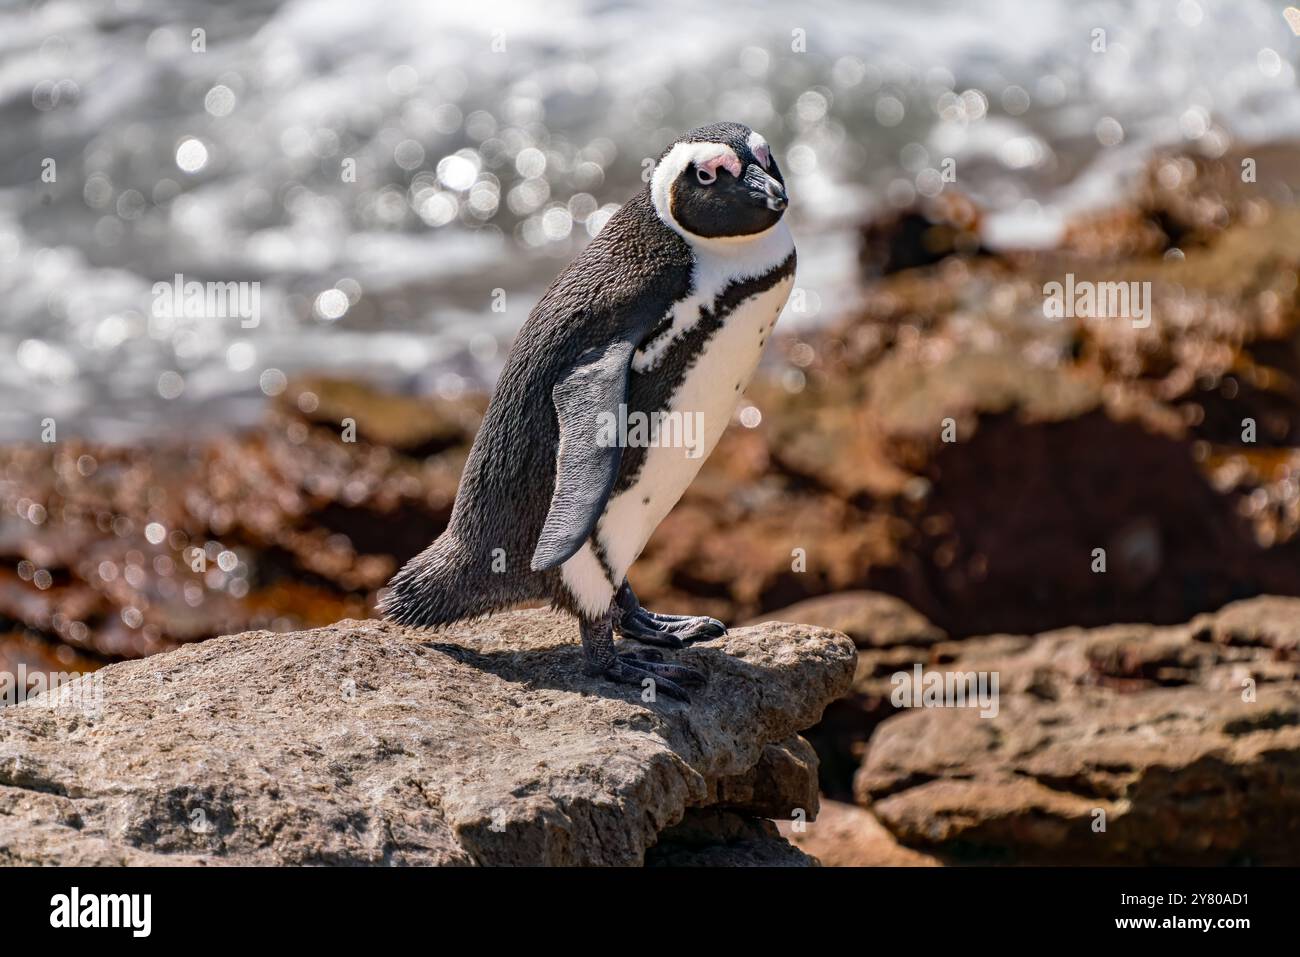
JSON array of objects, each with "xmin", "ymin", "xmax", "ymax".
[
  {"xmin": 749, "ymin": 590, "xmax": 946, "ymax": 649},
  {"xmin": 1059, "ymin": 147, "xmax": 1283, "ymax": 260},
  {"xmin": 858, "ymin": 192, "xmax": 986, "ymax": 276},
  {"xmin": 646, "ymin": 809, "xmax": 817, "ymax": 866},
  {"xmin": 853, "ymin": 596, "xmax": 1300, "ymax": 864},
  {"xmin": 1189, "ymin": 595, "xmax": 1300, "ymax": 652},
  {"xmin": 279, "ymin": 375, "xmax": 484, "ymax": 456},
  {"xmin": 709, "ymin": 735, "xmax": 820, "ymax": 820},
  {"xmin": 0, "ymin": 610, "xmax": 854, "ymax": 866},
  {"xmin": 806, "ymin": 643, "xmax": 940, "ymax": 799},
  {"xmin": 867, "ymin": 350, "xmax": 1105, "ymax": 449},
  {"xmin": 751, "ymin": 593, "xmax": 947, "ymax": 798},
  {"xmin": 804, "ymin": 595, "xmax": 1300, "ymax": 803},
  {"xmin": 0, "ymin": 377, "xmax": 472, "ymax": 665},
  {"xmin": 859, "ymin": 685, "xmax": 1300, "ymax": 864},
  {"xmin": 778, "ymin": 798, "xmax": 941, "ymax": 867}
]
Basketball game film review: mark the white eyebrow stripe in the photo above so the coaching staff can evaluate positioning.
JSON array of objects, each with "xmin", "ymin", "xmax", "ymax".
[
  {"xmin": 650, "ymin": 141, "xmax": 741, "ymax": 237},
  {"xmin": 747, "ymin": 130, "xmax": 771, "ymax": 168}
]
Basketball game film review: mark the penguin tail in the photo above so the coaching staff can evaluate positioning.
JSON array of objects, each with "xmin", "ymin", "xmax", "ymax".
[{"xmin": 379, "ymin": 534, "xmax": 502, "ymax": 628}]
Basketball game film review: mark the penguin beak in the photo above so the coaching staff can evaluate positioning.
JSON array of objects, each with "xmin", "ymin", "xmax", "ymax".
[{"xmin": 742, "ymin": 164, "xmax": 788, "ymax": 212}]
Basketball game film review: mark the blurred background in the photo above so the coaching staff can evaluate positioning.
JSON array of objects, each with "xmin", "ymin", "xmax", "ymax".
[
  {"xmin": 3, "ymin": 0, "xmax": 1300, "ymax": 863},
  {"xmin": 4, "ymin": 0, "xmax": 1299, "ymax": 439}
]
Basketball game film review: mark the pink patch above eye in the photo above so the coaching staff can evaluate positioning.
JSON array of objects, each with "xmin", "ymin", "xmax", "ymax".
[
  {"xmin": 698, "ymin": 152, "xmax": 741, "ymax": 181},
  {"xmin": 753, "ymin": 143, "xmax": 771, "ymax": 169}
]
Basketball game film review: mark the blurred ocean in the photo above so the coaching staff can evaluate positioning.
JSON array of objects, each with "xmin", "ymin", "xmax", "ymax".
[{"xmin": 0, "ymin": 0, "xmax": 1298, "ymax": 441}]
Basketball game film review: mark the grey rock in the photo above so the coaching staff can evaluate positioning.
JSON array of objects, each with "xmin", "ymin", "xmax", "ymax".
[{"xmin": 0, "ymin": 610, "xmax": 854, "ymax": 866}]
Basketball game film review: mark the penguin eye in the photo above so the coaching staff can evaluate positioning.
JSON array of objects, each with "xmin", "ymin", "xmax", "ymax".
[{"xmin": 694, "ymin": 165, "xmax": 716, "ymax": 186}]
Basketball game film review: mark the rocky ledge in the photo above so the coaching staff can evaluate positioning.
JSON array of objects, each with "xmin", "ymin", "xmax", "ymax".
[
  {"xmin": 0, "ymin": 610, "xmax": 854, "ymax": 866},
  {"xmin": 852, "ymin": 595, "xmax": 1300, "ymax": 865},
  {"xmin": 758, "ymin": 591, "xmax": 1300, "ymax": 865}
]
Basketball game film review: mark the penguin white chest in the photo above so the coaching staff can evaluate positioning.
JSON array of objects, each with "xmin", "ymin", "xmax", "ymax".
[{"xmin": 596, "ymin": 271, "xmax": 794, "ymax": 579}]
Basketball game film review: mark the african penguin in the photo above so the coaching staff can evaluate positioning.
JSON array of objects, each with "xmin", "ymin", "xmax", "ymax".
[{"xmin": 381, "ymin": 122, "xmax": 796, "ymax": 702}]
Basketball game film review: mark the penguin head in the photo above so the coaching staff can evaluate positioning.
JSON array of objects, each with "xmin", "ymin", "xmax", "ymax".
[{"xmin": 650, "ymin": 122, "xmax": 788, "ymax": 242}]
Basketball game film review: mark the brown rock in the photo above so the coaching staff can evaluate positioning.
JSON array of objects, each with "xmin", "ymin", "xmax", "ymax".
[
  {"xmin": 710, "ymin": 735, "xmax": 820, "ymax": 820},
  {"xmin": 778, "ymin": 798, "xmax": 941, "ymax": 867},
  {"xmin": 853, "ymin": 596, "xmax": 1300, "ymax": 864},
  {"xmin": 858, "ymin": 685, "xmax": 1300, "ymax": 864},
  {"xmin": 749, "ymin": 590, "xmax": 946, "ymax": 649},
  {"xmin": 858, "ymin": 191, "xmax": 986, "ymax": 276},
  {"xmin": 0, "ymin": 380, "xmax": 473, "ymax": 665},
  {"xmin": 280, "ymin": 375, "xmax": 483, "ymax": 456}
]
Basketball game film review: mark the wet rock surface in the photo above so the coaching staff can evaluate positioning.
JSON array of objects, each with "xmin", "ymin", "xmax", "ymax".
[
  {"xmin": 0, "ymin": 611, "xmax": 853, "ymax": 866},
  {"xmin": 0, "ymin": 377, "xmax": 477, "ymax": 666}
]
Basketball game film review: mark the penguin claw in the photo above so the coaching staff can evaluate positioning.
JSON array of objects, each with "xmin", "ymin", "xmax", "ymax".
[
  {"xmin": 617, "ymin": 609, "xmax": 727, "ymax": 646},
  {"xmin": 616, "ymin": 612, "xmax": 686, "ymax": 648},
  {"xmin": 643, "ymin": 609, "xmax": 718, "ymax": 627},
  {"xmin": 617, "ymin": 652, "xmax": 706, "ymax": 688},
  {"xmin": 606, "ymin": 661, "xmax": 691, "ymax": 702},
  {"xmin": 613, "ymin": 583, "xmax": 728, "ymax": 645},
  {"xmin": 669, "ymin": 616, "xmax": 727, "ymax": 641},
  {"xmin": 603, "ymin": 656, "xmax": 707, "ymax": 703}
]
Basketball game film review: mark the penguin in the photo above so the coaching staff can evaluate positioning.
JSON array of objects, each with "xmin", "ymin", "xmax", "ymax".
[{"xmin": 381, "ymin": 122, "xmax": 795, "ymax": 702}]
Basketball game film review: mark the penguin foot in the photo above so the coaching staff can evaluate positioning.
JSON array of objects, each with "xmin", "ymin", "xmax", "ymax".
[
  {"xmin": 618, "ymin": 609, "xmax": 726, "ymax": 646},
  {"xmin": 614, "ymin": 582, "xmax": 727, "ymax": 646},
  {"xmin": 582, "ymin": 594, "xmax": 709, "ymax": 703},
  {"xmin": 616, "ymin": 609, "xmax": 686, "ymax": 647},
  {"xmin": 603, "ymin": 654, "xmax": 707, "ymax": 702}
]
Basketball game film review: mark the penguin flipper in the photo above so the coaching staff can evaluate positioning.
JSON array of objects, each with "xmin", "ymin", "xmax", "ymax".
[{"xmin": 530, "ymin": 341, "xmax": 634, "ymax": 572}]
